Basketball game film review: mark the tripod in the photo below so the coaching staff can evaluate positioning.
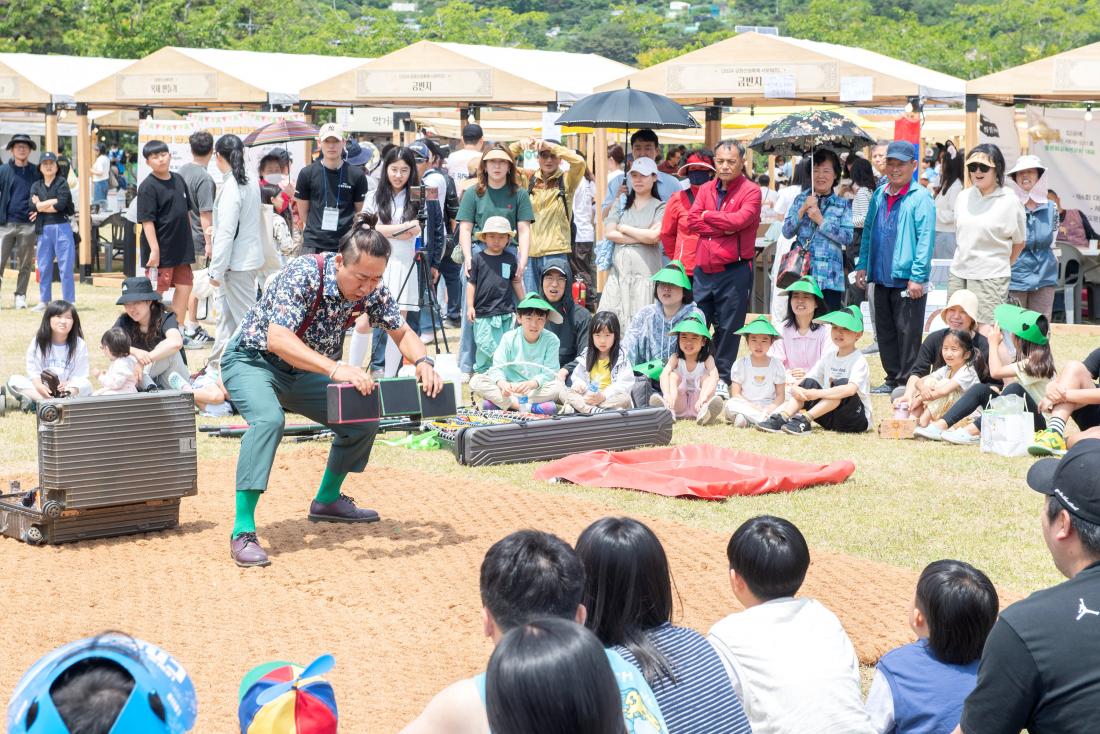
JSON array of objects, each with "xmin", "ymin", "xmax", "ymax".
[{"xmin": 394, "ymin": 181, "xmax": 449, "ymax": 356}]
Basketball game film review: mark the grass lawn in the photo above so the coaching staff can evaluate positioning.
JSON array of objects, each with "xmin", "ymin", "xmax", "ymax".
[{"xmin": 2, "ymin": 277, "xmax": 1095, "ymax": 597}]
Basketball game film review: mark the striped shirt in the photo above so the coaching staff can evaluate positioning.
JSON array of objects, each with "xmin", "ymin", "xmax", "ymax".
[{"xmin": 615, "ymin": 623, "xmax": 752, "ymax": 734}]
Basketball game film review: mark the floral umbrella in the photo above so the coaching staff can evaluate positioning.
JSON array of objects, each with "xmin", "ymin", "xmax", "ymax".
[
  {"xmin": 748, "ymin": 109, "xmax": 875, "ymax": 157},
  {"xmin": 242, "ymin": 119, "xmax": 319, "ymax": 147}
]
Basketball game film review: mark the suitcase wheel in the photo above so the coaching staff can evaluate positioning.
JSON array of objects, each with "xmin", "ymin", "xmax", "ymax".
[
  {"xmin": 22, "ymin": 526, "xmax": 45, "ymax": 545},
  {"xmin": 42, "ymin": 501, "xmax": 62, "ymax": 518}
]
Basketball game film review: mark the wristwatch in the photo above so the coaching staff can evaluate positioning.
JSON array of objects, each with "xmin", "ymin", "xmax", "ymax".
[{"xmin": 414, "ymin": 356, "xmax": 435, "ymax": 368}]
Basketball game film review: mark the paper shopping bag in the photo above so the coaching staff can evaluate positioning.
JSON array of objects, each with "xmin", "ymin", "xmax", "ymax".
[{"xmin": 980, "ymin": 411, "xmax": 1033, "ymax": 457}]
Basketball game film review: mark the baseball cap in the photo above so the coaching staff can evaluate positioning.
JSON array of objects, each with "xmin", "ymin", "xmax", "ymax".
[
  {"xmin": 677, "ymin": 152, "xmax": 715, "ymax": 175},
  {"xmin": 317, "ymin": 122, "xmax": 345, "ymax": 142},
  {"xmin": 408, "ymin": 139, "xmax": 431, "ymax": 162},
  {"xmin": 993, "ymin": 303, "xmax": 1048, "ymax": 345},
  {"xmin": 885, "ymin": 140, "xmax": 916, "ymax": 163},
  {"xmin": 542, "ymin": 264, "xmax": 568, "ymax": 278},
  {"xmin": 629, "ymin": 157, "xmax": 659, "ymax": 177},
  {"xmin": 1027, "ymin": 439, "xmax": 1100, "ymax": 525},
  {"xmin": 38, "ymin": 151, "xmax": 59, "ymax": 165}
]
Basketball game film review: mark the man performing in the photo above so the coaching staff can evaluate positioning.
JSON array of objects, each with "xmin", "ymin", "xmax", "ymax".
[{"xmin": 221, "ymin": 212, "xmax": 442, "ymax": 568}]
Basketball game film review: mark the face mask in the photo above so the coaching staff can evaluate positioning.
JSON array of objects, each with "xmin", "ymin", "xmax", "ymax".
[
  {"xmin": 265, "ymin": 173, "xmax": 284, "ymax": 185},
  {"xmin": 687, "ymin": 171, "xmax": 712, "ymax": 187}
]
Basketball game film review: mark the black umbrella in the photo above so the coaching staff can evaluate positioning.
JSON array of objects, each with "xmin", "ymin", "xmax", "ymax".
[
  {"xmin": 748, "ymin": 109, "xmax": 875, "ymax": 157},
  {"xmin": 554, "ymin": 84, "xmax": 700, "ymax": 130}
]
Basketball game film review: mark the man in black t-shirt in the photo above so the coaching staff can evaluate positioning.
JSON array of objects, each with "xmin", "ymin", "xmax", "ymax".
[
  {"xmin": 294, "ymin": 122, "xmax": 369, "ymax": 254},
  {"xmin": 137, "ymin": 139, "xmax": 196, "ymax": 325},
  {"xmin": 955, "ymin": 439, "xmax": 1100, "ymax": 734}
]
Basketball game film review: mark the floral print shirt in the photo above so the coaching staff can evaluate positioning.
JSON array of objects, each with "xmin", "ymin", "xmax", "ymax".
[
  {"xmin": 781, "ymin": 191, "xmax": 853, "ymax": 293},
  {"xmin": 236, "ymin": 253, "xmax": 403, "ymax": 359}
]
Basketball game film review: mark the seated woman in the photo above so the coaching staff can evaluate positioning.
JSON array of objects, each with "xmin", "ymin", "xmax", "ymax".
[
  {"xmin": 768, "ymin": 276, "xmax": 831, "ymax": 384},
  {"xmin": 112, "ymin": 276, "xmax": 188, "ymax": 390},
  {"xmin": 5, "ymin": 300, "xmax": 91, "ymax": 410}
]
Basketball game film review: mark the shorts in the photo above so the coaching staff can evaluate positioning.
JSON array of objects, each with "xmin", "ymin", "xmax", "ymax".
[
  {"xmin": 155, "ymin": 263, "xmax": 194, "ymax": 292},
  {"xmin": 1073, "ymin": 397, "xmax": 1100, "ymax": 432},
  {"xmin": 800, "ymin": 378, "xmax": 869, "ymax": 433},
  {"xmin": 948, "ymin": 274, "xmax": 1009, "ymax": 324}
]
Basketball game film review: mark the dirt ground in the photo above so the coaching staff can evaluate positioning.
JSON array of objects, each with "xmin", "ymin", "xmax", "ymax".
[{"xmin": 2, "ymin": 449, "xmax": 926, "ymax": 732}]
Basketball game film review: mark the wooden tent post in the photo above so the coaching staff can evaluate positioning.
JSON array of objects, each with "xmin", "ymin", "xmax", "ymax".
[
  {"xmin": 705, "ymin": 105, "xmax": 722, "ymax": 149},
  {"xmin": 964, "ymin": 94, "xmax": 979, "ymax": 185},
  {"xmin": 44, "ymin": 104, "xmax": 59, "ymax": 154},
  {"xmin": 76, "ymin": 103, "xmax": 92, "ymax": 280}
]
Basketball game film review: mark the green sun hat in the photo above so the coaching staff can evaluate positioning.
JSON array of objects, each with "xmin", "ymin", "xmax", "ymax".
[
  {"xmin": 670, "ymin": 313, "xmax": 711, "ymax": 339},
  {"xmin": 783, "ymin": 275, "xmax": 824, "ymax": 300},
  {"xmin": 993, "ymin": 303, "xmax": 1048, "ymax": 345},
  {"xmin": 735, "ymin": 315, "xmax": 781, "ymax": 338},
  {"xmin": 814, "ymin": 305, "xmax": 865, "ymax": 333},
  {"xmin": 633, "ymin": 358, "xmax": 665, "ymax": 380},
  {"xmin": 651, "ymin": 260, "xmax": 692, "ymax": 290},
  {"xmin": 516, "ymin": 294, "xmax": 564, "ymax": 324}
]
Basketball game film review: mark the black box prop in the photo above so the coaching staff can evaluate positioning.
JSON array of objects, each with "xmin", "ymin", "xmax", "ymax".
[
  {"xmin": 327, "ymin": 378, "xmax": 457, "ymax": 424},
  {"xmin": 0, "ymin": 392, "xmax": 198, "ymax": 545}
]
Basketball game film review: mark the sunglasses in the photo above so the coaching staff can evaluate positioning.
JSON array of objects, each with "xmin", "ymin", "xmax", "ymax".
[
  {"xmin": 537, "ymin": 151, "xmax": 558, "ymax": 159},
  {"xmin": 967, "ymin": 162, "xmax": 992, "ymax": 173}
]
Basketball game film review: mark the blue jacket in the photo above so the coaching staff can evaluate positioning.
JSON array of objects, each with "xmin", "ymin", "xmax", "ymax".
[
  {"xmin": 857, "ymin": 183, "xmax": 936, "ymax": 284},
  {"xmin": 1010, "ymin": 201, "xmax": 1059, "ymax": 291}
]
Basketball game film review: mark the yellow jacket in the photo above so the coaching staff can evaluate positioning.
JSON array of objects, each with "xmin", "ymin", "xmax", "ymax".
[{"xmin": 508, "ymin": 142, "xmax": 587, "ymax": 257}]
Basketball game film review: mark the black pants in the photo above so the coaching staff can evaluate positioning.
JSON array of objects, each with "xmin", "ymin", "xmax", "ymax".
[
  {"xmin": 941, "ymin": 383, "xmax": 1046, "ymax": 431},
  {"xmin": 693, "ymin": 260, "xmax": 752, "ymax": 381},
  {"xmin": 801, "ymin": 378, "xmax": 869, "ymax": 432},
  {"xmin": 873, "ymin": 285, "xmax": 926, "ymax": 386},
  {"xmin": 823, "ymin": 288, "xmax": 843, "ymax": 311}
]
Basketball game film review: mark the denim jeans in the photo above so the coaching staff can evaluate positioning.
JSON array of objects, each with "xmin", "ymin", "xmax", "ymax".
[{"xmin": 37, "ymin": 223, "xmax": 75, "ymax": 304}]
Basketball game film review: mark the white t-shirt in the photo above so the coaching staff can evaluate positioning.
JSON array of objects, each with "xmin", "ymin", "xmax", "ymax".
[
  {"xmin": 951, "ymin": 186, "xmax": 1027, "ymax": 280},
  {"xmin": 929, "ymin": 363, "xmax": 980, "ymax": 393},
  {"xmin": 573, "ymin": 177, "xmax": 596, "ymax": 242},
  {"xmin": 935, "ymin": 178, "xmax": 962, "ymax": 233},
  {"xmin": 708, "ymin": 597, "xmax": 875, "ymax": 734},
  {"xmin": 446, "ymin": 148, "xmax": 482, "ymax": 182},
  {"xmin": 805, "ymin": 346, "xmax": 872, "ymax": 428},
  {"xmin": 92, "ymin": 154, "xmax": 111, "ymax": 183},
  {"xmin": 731, "ymin": 355, "xmax": 786, "ymax": 406},
  {"xmin": 24, "ymin": 337, "xmax": 89, "ymax": 383}
]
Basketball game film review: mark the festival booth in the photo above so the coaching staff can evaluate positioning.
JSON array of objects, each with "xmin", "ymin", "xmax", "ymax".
[
  {"xmin": 70, "ymin": 47, "xmax": 372, "ymax": 278},
  {"xmin": 967, "ymin": 42, "xmax": 1100, "ymax": 322}
]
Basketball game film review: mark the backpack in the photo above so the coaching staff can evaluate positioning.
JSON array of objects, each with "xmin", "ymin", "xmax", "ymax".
[
  {"xmin": 427, "ymin": 166, "xmax": 460, "ymax": 258},
  {"xmin": 529, "ymin": 173, "xmax": 577, "ymax": 247}
]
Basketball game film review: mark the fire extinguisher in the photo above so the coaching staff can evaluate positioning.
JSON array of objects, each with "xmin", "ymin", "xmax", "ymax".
[{"xmin": 571, "ymin": 277, "xmax": 586, "ymax": 305}]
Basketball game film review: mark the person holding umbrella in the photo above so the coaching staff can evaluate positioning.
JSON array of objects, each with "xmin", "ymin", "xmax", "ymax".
[{"xmin": 686, "ymin": 140, "xmax": 762, "ymax": 387}]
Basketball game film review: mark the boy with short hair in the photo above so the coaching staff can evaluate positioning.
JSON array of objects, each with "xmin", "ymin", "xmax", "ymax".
[
  {"xmin": 136, "ymin": 139, "xmax": 196, "ymax": 326},
  {"xmin": 756, "ymin": 305, "xmax": 872, "ymax": 435},
  {"xmin": 708, "ymin": 515, "xmax": 875, "ymax": 734},
  {"xmin": 467, "ymin": 216, "xmax": 525, "ymax": 374},
  {"xmin": 469, "ymin": 294, "xmax": 564, "ymax": 414}
]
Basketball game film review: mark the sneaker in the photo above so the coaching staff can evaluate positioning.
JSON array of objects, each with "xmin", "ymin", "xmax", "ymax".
[
  {"xmin": 715, "ymin": 380, "xmax": 730, "ymax": 400},
  {"xmin": 942, "ymin": 428, "xmax": 980, "ymax": 446},
  {"xmin": 31, "ymin": 302, "xmax": 46, "ymax": 313},
  {"xmin": 14, "ymin": 294, "xmax": 27, "ymax": 309},
  {"xmin": 167, "ymin": 373, "xmax": 191, "ymax": 392},
  {"xmin": 725, "ymin": 403, "xmax": 760, "ymax": 427},
  {"xmin": 531, "ymin": 401, "xmax": 557, "ymax": 415},
  {"xmin": 420, "ymin": 331, "xmax": 435, "ymax": 345},
  {"xmin": 445, "ymin": 317, "xmax": 462, "ymax": 329},
  {"xmin": 184, "ymin": 327, "xmax": 213, "ymax": 350},
  {"xmin": 370, "ymin": 369, "xmax": 385, "ymax": 379},
  {"xmin": 913, "ymin": 424, "xmax": 943, "ymax": 441},
  {"xmin": 870, "ymin": 383, "xmax": 895, "ymax": 395},
  {"xmin": 782, "ymin": 413, "xmax": 813, "ymax": 435},
  {"xmin": 230, "ymin": 532, "xmax": 271, "ymax": 568},
  {"xmin": 560, "ymin": 404, "xmax": 576, "ymax": 415},
  {"xmin": 731, "ymin": 414, "xmax": 749, "ymax": 428},
  {"xmin": 861, "ymin": 341, "xmax": 879, "ymax": 355},
  {"xmin": 756, "ymin": 413, "xmax": 788, "ymax": 433},
  {"xmin": 1029, "ymin": 430, "xmax": 1068, "ymax": 457},
  {"xmin": 648, "ymin": 394, "xmax": 666, "ymax": 409},
  {"xmin": 696, "ymin": 395, "xmax": 723, "ymax": 426},
  {"xmin": 308, "ymin": 493, "xmax": 381, "ymax": 523}
]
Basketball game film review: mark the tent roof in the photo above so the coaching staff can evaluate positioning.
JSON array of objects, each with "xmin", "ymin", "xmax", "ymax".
[
  {"xmin": 967, "ymin": 40, "xmax": 1100, "ymax": 102},
  {"xmin": 300, "ymin": 40, "xmax": 635, "ymax": 106},
  {"xmin": 0, "ymin": 54, "xmax": 131, "ymax": 108},
  {"xmin": 74, "ymin": 47, "xmax": 371, "ymax": 108},
  {"xmin": 594, "ymin": 32, "xmax": 965, "ymax": 106}
]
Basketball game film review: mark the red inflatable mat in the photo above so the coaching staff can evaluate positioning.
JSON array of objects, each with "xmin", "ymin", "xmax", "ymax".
[{"xmin": 533, "ymin": 444, "xmax": 855, "ymax": 500}]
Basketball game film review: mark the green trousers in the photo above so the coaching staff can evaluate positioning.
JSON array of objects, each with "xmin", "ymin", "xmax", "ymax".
[{"xmin": 221, "ymin": 340, "xmax": 379, "ymax": 492}]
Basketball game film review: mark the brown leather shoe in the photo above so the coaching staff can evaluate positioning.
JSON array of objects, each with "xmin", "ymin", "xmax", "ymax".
[
  {"xmin": 308, "ymin": 494, "xmax": 381, "ymax": 523},
  {"xmin": 230, "ymin": 532, "xmax": 270, "ymax": 567}
]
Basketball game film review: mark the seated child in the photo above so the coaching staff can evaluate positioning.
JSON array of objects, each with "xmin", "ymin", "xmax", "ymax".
[
  {"xmin": 562, "ymin": 311, "xmax": 633, "ymax": 414},
  {"xmin": 725, "ymin": 315, "xmax": 786, "ymax": 427},
  {"xmin": 768, "ymin": 275, "xmax": 831, "ymax": 384},
  {"xmin": 1032, "ymin": 346, "xmax": 1100, "ymax": 455},
  {"xmin": 866, "ymin": 560, "xmax": 998, "ymax": 734},
  {"xmin": 469, "ymin": 294, "xmax": 564, "ymax": 414},
  {"xmin": 756, "ymin": 305, "xmax": 871, "ymax": 435},
  {"xmin": 467, "ymin": 216, "xmax": 525, "ymax": 375},
  {"xmin": 651, "ymin": 313, "xmax": 723, "ymax": 425},
  {"xmin": 93, "ymin": 328, "xmax": 139, "ymax": 396},
  {"xmin": 168, "ymin": 368, "xmax": 235, "ymax": 417},
  {"xmin": 708, "ymin": 515, "xmax": 875, "ymax": 734},
  {"xmin": 904, "ymin": 329, "xmax": 984, "ymax": 428},
  {"xmin": 6, "ymin": 300, "xmax": 92, "ymax": 408}
]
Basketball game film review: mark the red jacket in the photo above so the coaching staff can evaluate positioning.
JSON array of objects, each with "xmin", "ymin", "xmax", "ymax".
[
  {"xmin": 686, "ymin": 175, "xmax": 762, "ymax": 274},
  {"xmin": 660, "ymin": 187, "xmax": 701, "ymax": 275}
]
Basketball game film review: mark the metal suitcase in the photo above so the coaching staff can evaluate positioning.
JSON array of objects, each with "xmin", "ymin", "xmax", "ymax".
[
  {"xmin": 0, "ymin": 392, "xmax": 197, "ymax": 545},
  {"xmin": 451, "ymin": 407, "xmax": 674, "ymax": 467}
]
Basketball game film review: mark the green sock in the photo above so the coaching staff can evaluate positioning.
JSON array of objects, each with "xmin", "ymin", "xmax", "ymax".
[
  {"xmin": 232, "ymin": 490, "xmax": 262, "ymax": 538},
  {"xmin": 314, "ymin": 469, "xmax": 347, "ymax": 505}
]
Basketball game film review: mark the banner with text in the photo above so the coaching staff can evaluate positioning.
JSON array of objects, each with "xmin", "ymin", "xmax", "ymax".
[
  {"xmin": 1026, "ymin": 106, "xmax": 1100, "ymax": 226},
  {"xmin": 978, "ymin": 101, "xmax": 1020, "ymax": 173}
]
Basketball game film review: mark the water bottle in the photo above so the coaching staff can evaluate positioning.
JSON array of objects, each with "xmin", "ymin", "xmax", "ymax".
[
  {"xmin": 587, "ymin": 381, "xmax": 600, "ymax": 397},
  {"xmin": 147, "ymin": 267, "xmax": 158, "ymax": 284},
  {"xmin": 518, "ymin": 395, "xmax": 529, "ymax": 414},
  {"xmin": 894, "ymin": 401, "xmax": 909, "ymax": 420}
]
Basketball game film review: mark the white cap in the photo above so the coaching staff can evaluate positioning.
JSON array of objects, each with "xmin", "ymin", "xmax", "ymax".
[
  {"xmin": 318, "ymin": 122, "xmax": 345, "ymax": 142},
  {"xmin": 629, "ymin": 157, "xmax": 659, "ymax": 177}
]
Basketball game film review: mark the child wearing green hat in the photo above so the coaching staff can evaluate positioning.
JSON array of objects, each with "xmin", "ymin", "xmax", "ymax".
[
  {"xmin": 652, "ymin": 313, "xmax": 724, "ymax": 425},
  {"xmin": 469, "ymin": 294, "xmax": 565, "ymax": 413},
  {"xmin": 757, "ymin": 305, "xmax": 872, "ymax": 434},
  {"xmin": 725, "ymin": 315, "xmax": 787, "ymax": 427}
]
